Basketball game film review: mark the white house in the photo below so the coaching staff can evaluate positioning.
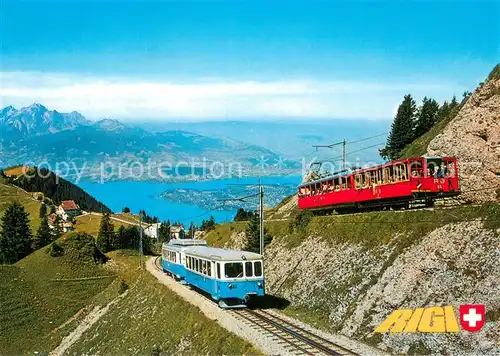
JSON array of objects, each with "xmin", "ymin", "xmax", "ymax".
[{"xmin": 143, "ymin": 223, "xmax": 161, "ymax": 241}]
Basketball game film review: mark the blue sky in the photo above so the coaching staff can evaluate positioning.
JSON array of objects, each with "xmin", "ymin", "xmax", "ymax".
[{"xmin": 1, "ymin": 1, "xmax": 498, "ymax": 120}]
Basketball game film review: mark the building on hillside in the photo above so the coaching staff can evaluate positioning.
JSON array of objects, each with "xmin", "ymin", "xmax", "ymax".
[
  {"xmin": 62, "ymin": 222, "xmax": 74, "ymax": 233},
  {"xmin": 170, "ymin": 224, "xmax": 185, "ymax": 240},
  {"xmin": 48, "ymin": 213, "xmax": 58, "ymax": 228},
  {"xmin": 143, "ymin": 223, "xmax": 161, "ymax": 241},
  {"xmin": 57, "ymin": 200, "xmax": 81, "ymax": 221}
]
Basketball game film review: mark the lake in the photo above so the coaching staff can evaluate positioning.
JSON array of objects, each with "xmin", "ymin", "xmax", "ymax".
[{"xmin": 78, "ymin": 175, "xmax": 301, "ymax": 225}]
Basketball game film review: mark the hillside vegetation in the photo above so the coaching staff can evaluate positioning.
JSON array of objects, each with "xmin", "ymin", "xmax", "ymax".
[
  {"xmin": 0, "ymin": 233, "xmax": 115, "ymax": 354},
  {"xmin": 0, "ymin": 178, "xmax": 42, "ymax": 232},
  {"xmin": 63, "ymin": 251, "xmax": 259, "ymax": 355}
]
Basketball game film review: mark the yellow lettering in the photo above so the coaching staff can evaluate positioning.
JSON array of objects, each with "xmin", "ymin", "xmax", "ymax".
[
  {"xmin": 375, "ymin": 309, "xmax": 413, "ymax": 333},
  {"xmin": 444, "ymin": 306, "xmax": 459, "ymax": 332},
  {"xmin": 418, "ymin": 307, "xmax": 446, "ymax": 332},
  {"xmin": 404, "ymin": 308, "xmax": 424, "ymax": 332}
]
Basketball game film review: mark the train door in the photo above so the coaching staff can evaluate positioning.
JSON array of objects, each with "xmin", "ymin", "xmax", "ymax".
[{"xmin": 215, "ymin": 262, "xmax": 221, "ymax": 299}]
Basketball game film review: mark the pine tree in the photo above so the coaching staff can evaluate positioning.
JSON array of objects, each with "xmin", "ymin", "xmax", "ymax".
[
  {"xmin": 33, "ymin": 215, "xmax": 52, "ymax": 250},
  {"xmin": 0, "ymin": 202, "xmax": 33, "ymax": 264},
  {"xmin": 158, "ymin": 220, "xmax": 171, "ymax": 243},
  {"xmin": 380, "ymin": 94, "xmax": 417, "ymax": 160},
  {"xmin": 96, "ymin": 213, "xmax": 114, "ymax": 253},
  {"xmin": 243, "ymin": 214, "xmax": 272, "ymax": 254},
  {"xmin": 39, "ymin": 203, "xmax": 47, "ymax": 219},
  {"xmin": 188, "ymin": 222, "xmax": 196, "ymax": 239},
  {"xmin": 414, "ymin": 97, "xmax": 439, "ymax": 138},
  {"xmin": 52, "ymin": 215, "xmax": 63, "ymax": 241},
  {"xmin": 115, "ymin": 225, "xmax": 127, "ymax": 249}
]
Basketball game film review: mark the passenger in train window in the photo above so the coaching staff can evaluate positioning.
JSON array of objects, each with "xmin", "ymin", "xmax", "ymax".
[{"xmin": 207, "ymin": 263, "xmax": 211, "ymax": 276}]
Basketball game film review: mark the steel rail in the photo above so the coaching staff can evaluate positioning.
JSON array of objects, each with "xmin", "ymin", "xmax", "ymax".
[
  {"xmin": 254, "ymin": 309, "xmax": 357, "ymax": 355},
  {"xmin": 235, "ymin": 309, "xmax": 315, "ymax": 355},
  {"xmin": 236, "ymin": 309, "xmax": 357, "ymax": 355}
]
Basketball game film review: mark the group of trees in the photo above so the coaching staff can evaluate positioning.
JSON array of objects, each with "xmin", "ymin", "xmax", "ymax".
[
  {"xmin": 138, "ymin": 209, "xmax": 159, "ymax": 224},
  {"xmin": 199, "ymin": 216, "xmax": 216, "ymax": 231},
  {"xmin": 0, "ymin": 201, "xmax": 63, "ymax": 264},
  {"xmin": 96, "ymin": 213, "xmax": 151, "ymax": 253},
  {"xmin": 380, "ymin": 94, "xmax": 461, "ymax": 160},
  {"xmin": 8, "ymin": 167, "xmax": 111, "ymax": 213},
  {"xmin": 233, "ymin": 208, "xmax": 256, "ymax": 221}
]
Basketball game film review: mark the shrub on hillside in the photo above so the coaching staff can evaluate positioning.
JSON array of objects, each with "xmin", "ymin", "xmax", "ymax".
[
  {"xmin": 289, "ymin": 209, "xmax": 314, "ymax": 233},
  {"xmin": 49, "ymin": 232, "xmax": 107, "ymax": 264}
]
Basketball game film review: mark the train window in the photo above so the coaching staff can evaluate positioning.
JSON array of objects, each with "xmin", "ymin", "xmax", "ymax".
[
  {"xmin": 208, "ymin": 262, "xmax": 212, "ymax": 277},
  {"xmin": 245, "ymin": 262, "xmax": 253, "ymax": 277},
  {"xmin": 202, "ymin": 260, "xmax": 207, "ymax": 275},
  {"xmin": 382, "ymin": 168, "xmax": 389, "ymax": 184},
  {"xmin": 328, "ymin": 179, "xmax": 335, "ymax": 192},
  {"xmin": 363, "ymin": 173, "xmax": 370, "ymax": 188},
  {"xmin": 355, "ymin": 174, "xmax": 362, "ymax": 189},
  {"xmin": 254, "ymin": 262, "xmax": 263, "ymax": 277},
  {"xmin": 195, "ymin": 259, "xmax": 199, "ymax": 272},
  {"xmin": 370, "ymin": 171, "xmax": 376, "ymax": 185},
  {"xmin": 335, "ymin": 177, "xmax": 341, "ymax": 191},
  {"xmin": 225, "ymin": 263, "xmax": 244, "ymax": 278},
  {"xmin": 410, "ymin": 161, "xmax": 423, "ymax": 177},
  {"xmin": 445, "ymin": 160, "xmax": 456, "ymax": 177},
  {"xmin": 216, "ymin": 263, "xmax": 221, "ymax": 279}
]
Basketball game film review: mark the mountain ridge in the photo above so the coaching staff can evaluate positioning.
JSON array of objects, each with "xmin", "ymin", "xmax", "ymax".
[{"xmin": 1, "ymin": 104, "xmax": 295, "ymax": 180}]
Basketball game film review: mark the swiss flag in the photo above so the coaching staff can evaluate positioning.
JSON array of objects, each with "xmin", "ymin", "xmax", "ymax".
[{"xmin": 459, "ymin": 304, "xmax": 485, "ymax": 332}]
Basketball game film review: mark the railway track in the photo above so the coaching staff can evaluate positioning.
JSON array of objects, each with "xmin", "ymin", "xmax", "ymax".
[{"xmin": 233, "ymin": 308, "xmax": 357, "ymax": 355}]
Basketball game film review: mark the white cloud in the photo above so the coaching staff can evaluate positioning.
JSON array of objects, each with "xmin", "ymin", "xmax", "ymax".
[{"xmin": 0, "ymin": 71, "xmax": 462, "ymax": 120}]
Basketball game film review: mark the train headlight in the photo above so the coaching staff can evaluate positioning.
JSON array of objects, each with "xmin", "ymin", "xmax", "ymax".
[
  {"xmin": 228, "ymin": 283, "xmax": 234, "ymax": 289},
  {"xmin": 257, "ymin": 282, "xmax": 263, "ymax": 288}
]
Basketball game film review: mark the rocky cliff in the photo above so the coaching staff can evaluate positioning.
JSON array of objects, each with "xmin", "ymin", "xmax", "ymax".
[{"xmin": 428, "ymin": 65, "xmax": 500, "ymax": 203}]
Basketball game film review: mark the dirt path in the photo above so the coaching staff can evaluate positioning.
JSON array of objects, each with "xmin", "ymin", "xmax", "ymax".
[{"xmin": 50, "ymin": 291, "xmax": 128, "ymax": 356}]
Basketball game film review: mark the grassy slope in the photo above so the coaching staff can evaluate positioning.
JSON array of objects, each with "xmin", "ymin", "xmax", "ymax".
[
  {"xmin": 74, "ymin": 212, "xmax": 141, "ymax": 238},
  {"xmin": 0, "ymin": 178, "xmax": 42, "ymax": 232},
  {"xmin": 66, "ymin": 251, "xmax": 259, "ymax": 355},
  {"xmin": 0, "ymin": 244, "xmax": 115, "ymax": 354}
]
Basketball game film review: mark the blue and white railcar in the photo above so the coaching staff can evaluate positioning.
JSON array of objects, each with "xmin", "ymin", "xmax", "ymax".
[
  {"xmin": 183, "ymin": 246, "xmax": 264, "ymax": 307},
  {"xmin": 161, "ymin": 239, "xmax": 207, "ymax": 280}
]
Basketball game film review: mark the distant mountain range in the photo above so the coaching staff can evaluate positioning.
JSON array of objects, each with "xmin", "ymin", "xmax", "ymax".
[
  {"xmin": 0, "ymin": 103, "xmax": 91, "ymax": 138},
  {"xmin": 0, "ymin": 104, "xmax": 297, "ymax": 181}
]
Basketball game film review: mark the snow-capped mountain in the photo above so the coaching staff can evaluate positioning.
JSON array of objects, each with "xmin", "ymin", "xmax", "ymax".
[{"xmin": 0, "ymin": 103, "xmax": 91, "ymax": 138}]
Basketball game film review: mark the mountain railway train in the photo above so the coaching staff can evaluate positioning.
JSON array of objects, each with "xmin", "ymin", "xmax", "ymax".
[
  {"xmin": 298, "ymin": 156, "xmax": 460, "ymax": 212},
  {"xmin": 161, "ymin": 239, "xmax": 265, "ymax": 308}
]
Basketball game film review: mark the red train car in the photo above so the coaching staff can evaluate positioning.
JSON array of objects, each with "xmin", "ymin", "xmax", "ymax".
[{"xmin": 298, "ymin": 156, "xmax": 460, "ymax": 212}]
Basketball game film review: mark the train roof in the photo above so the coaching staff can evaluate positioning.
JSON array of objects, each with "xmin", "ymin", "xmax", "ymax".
[
  {"xmin": 167, "ymin": 239, "xmax": 207, "ymax": 247},
  {"xmin": 184, "ymin": 246, "xmax": 262, "ymax": 261},
  {"xmin": 163, "ymin": 239, "xmax": 207, "ymax": 252}
]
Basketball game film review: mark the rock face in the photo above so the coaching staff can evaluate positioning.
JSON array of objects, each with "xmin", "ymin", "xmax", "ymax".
[
  {"xmin": 427, "ymin": 66, "xmax": 500, "ymax": 203},
  {"xmin": 263, "ymin": 220, "xmax": 499, "ymax": 354}
]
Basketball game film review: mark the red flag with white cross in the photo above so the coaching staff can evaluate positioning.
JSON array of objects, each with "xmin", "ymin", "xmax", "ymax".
[{"xmin": 459, "ymin": 304, "xmax": 485, "ymax": 332}]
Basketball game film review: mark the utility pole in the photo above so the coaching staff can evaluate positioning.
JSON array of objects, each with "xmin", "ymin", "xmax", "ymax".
[
  {"xmin": 139, "ymin": 212, "xmax": 143, "ymax": 269},
  {"xmin": 343, "ymin": 137, "xmax": 346, "ymax": 171},
  {"xmin": 259, "ymin": 179, "xmax": 264, "ymax": 258}
]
